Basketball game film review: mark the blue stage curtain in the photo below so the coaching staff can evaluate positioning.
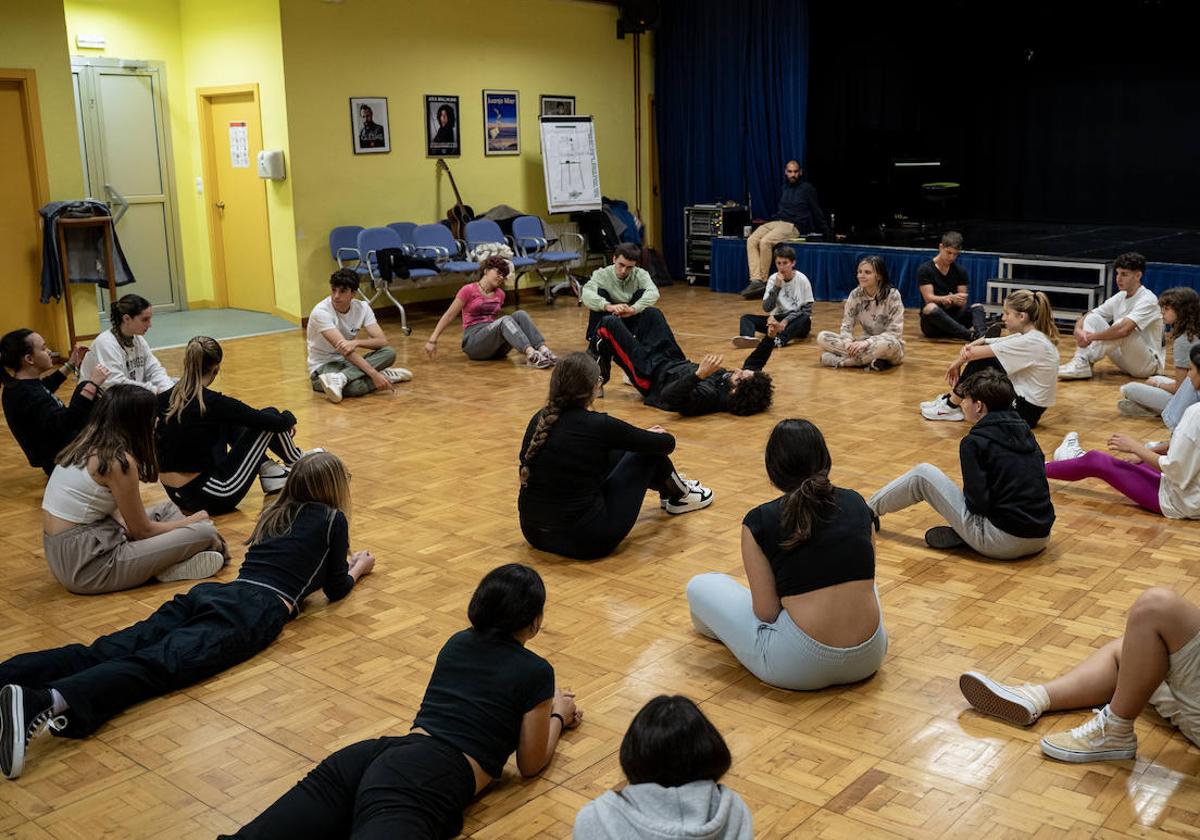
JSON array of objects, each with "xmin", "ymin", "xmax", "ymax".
[{"xmin": 655, "ymin": 0, "xmax": 809, "ymax": 278}]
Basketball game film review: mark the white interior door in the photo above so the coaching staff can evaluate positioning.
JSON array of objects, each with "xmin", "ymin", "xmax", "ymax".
[{"xmin": 72, "ymin": 60, "xmax": 183, "ymax": 312}]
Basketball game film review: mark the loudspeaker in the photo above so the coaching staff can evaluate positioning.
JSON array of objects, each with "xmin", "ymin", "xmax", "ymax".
[{"xmin": 617, "ymin": 0, "xmax": 660, "ymax": 38}]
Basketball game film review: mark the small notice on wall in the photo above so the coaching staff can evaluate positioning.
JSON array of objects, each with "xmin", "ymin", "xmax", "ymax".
[{"xmin": 228, "ymin": 122, "xmax": 250, "ymax": 168}]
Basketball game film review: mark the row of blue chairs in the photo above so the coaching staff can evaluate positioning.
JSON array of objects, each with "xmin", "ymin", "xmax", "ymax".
[{"xmin": 328, "ymin": 217, "xmax": 584, "ymax": 334}]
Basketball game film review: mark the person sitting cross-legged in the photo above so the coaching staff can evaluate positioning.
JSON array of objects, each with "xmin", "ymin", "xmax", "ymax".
[
  {"xmin": 731, "ymin": 245, "xmax": 813, "ymax": 350},
  {"xmin": 815, "ymin": 256, "xmax": 905, "ymax": 370},
  {"xmin": 959, "ymin": 586, "xmax": 1200, "ymax": 763},
  {"xmin": 307, "ymin": 269, "xmax": 411, "ymax": 404},
  {"xmin": 871, "ymin": 369, "xmax": 1055, "ymax": 559}
]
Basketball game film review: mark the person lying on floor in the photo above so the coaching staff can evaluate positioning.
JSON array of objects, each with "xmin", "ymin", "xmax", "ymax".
[
  {"xmin": 595, "ymin": 307, "xmax": 774, "ymax": 417},
  {"xmin": 2, "ymin": 452, "xmax": 372, "ymax": 780}
]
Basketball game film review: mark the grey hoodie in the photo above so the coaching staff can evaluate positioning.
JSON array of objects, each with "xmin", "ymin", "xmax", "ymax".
[{"xmin": 573, "ymin": 780, "xmax": 753, "ymax": 840}]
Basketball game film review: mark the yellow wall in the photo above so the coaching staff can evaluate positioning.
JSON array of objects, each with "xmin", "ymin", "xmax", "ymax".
[
  {"xmin": 279, "ymin": 0, "xmax": 655, "ymax": 312},
  {"xmin": 179, "ymin": 0, "xmax": 299, "ymax": 318},
  {"xmin": 61, "ymin": 0, "xmax": 301, "ymax": 320},
  {"xmin": 0, "ymin": 1, "xmax": 89, "ymax": 349}
]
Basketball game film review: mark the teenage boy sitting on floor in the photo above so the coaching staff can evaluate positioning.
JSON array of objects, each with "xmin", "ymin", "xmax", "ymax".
[
  {"xmin": 731, "ymin": 245, "xmax": 813, "ymax": 350},
  {"xmin": 868, "ymin": 368, "xmax": 1055, "ymax": 559},
  {"xmin": 307, "ymin": 269, "xmax": 411, "ymax": 403},
  {"xmin": 595, "ymin": 307, "xmax": 774, "ymax": 416}
]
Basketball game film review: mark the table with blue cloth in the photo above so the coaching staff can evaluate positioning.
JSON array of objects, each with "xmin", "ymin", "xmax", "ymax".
[{"xmin": 708, "ymin": 236, "xmax": 1200, "ymax": 306}]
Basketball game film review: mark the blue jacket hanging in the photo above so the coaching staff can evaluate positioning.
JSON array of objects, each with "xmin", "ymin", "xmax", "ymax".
[{"xmin": 39, "ymin": 200, "xmax": 136, "ymax": 304}]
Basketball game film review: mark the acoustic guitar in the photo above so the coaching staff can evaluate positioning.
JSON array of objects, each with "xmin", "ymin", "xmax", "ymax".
[{"xmin": 436, "ymin": 159, "xmax": 475, "ymax": 239}]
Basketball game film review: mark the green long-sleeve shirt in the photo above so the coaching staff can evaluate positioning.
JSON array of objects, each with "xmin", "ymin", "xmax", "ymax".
[{"xmin": 580, "ymin": 264, "xmax": 659, "ymax": 313}]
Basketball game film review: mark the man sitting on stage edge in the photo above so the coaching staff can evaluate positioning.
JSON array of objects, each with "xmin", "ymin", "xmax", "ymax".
[
  {"xmin": 596, "ymin": 307, "xmax": 774, "ymax": 416},
  {"xmin": 742, "ymin": 160, "xmax": 830, "ymax": 299},
  {"xmin": 1058, "ymin": 252, "xmax": 1164, "ymax": 381},
  {"xmin": 918, "ymin": 231, "xmax": 990, "ymax": 341},
  {"xmin": 581, "ymin": 243, "xmax": 660, "ymax": 347}
]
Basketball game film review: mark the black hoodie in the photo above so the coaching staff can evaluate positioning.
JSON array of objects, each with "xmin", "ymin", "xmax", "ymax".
[{"xmin": 960, "ymin": 409, "xmax": 1055, "ymax": 538}]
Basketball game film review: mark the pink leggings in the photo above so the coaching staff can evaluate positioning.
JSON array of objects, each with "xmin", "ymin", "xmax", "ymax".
[{"xmin": 1044, "ymin": 450, "xmax": 1163, "ymax": 514}]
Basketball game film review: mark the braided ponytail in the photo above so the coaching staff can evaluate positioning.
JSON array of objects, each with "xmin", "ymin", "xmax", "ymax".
[
  {"xmin": 519, "ymin": 352, "xmax": 601, "ymax": 487},
  {"xmin": 765, "ymin": 419, "xmax": 837, "ymax": 548}
]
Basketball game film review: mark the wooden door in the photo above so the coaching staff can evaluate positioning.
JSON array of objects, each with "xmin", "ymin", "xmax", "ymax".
[
  {"xmin": 202, "ymin": 89, "xmax": 276, "ymax": 313},
  {"xmin": 0, "ymin": 71, "xmax": 64, "ymax": 349}
]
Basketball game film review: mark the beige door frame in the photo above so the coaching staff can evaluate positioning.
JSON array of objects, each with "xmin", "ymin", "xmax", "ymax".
[
  {"xmin": 197, "ymin": 83, "xmax": 274, "ymax": 308},
  {"xmin": 1, "ymin": 67, "xmax": 66, "ymax": 349}
]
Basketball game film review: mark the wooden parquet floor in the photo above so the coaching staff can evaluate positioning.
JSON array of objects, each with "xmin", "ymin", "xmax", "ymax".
[{"xmin": 2, "ymin": 286, "xmax": 1199, "ymax": 838}]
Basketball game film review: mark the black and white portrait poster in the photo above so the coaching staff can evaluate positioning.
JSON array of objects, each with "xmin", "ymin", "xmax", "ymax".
[
  {"xmin": 350, "ymin": 97, "xmax": 390, "ymax": 154},
  {"xmin": 425, "ymin": 94, "xmax": 460, "ymax": 157}
]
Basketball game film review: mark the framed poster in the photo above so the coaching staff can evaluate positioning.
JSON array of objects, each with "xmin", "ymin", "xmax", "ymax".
[
  {"xmin": 350, "ymin": 96, "xmax": 389, "ymax": 154},
  {"xmin": 540, "ymin": 95, "xmax": 575, "ymax": 117},
  {"xmin": 483, "ymin": 89, "xmax": 519, "ymax": 156},
  {"xmin": 425, "ymin": 94, "xmax": 460, "ymax": 157}
]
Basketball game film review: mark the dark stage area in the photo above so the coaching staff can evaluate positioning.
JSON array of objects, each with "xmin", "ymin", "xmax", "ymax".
[{"xmin": 852, "ymin": 221, "xmax": 1200, "ymax": 266}]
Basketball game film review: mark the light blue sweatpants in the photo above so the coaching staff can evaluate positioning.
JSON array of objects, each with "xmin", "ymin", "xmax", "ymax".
[{"xmin": 686, "ymin": 572, "xmax": 887, "ymax": 690}]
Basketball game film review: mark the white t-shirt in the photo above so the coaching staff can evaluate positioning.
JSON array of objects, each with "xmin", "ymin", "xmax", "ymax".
[
  {"xmin": 986, "ymin": 329, "xmax": 1059, "ymax": 407},
  {"xmin": 764, "ymin": 271, "xmax": 814, "ymax": 318},
  {"xmin": 1094, "ymin": 285, "xmax": 1164, "ymax": 368},
  {"xmin": 1159, "ymin": 402, "xmax": 1200, "ymax": 519},
  {"xmin": 306, "ymin": 297, "xmax": 378, "ymax": 373},
  {"xmin": 80, "ymin": 330, "xmax": 173, "ymax": 393}
]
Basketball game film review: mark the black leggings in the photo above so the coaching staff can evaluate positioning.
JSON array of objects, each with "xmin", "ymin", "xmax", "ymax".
[
  {"xmin": 520, "ymin": 450, "xmax": 686, "ymax": 560},
  {"xmin": 960, "ymin": 357, "xmax": 1047, "ymax": 428},
  {"xmin": 165, "ymin": 421, "xmax": 304, "ymax": 515},
  {"xmin": 0, "ymin": 582, "xmax": 289, "ymax": 738},
  {"xmin": 224, "ymin": 734, "xmax": 476, "ymax": 840}
]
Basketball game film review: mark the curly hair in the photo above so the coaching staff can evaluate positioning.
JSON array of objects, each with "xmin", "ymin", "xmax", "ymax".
[
  {"xmin": 519, "ymin": 352, "xmax": 599, "ymax": 487},
  {"xmin": 1158, "ymin": 287, "xmax": 1200, "ymax": 342},
  {"xmin": 727, "ymin": 371, "xmax": 773, "ymax": 416},
  {"xmin": 478, "ymin": 255, "xmax": 511, "ymax": 278}
]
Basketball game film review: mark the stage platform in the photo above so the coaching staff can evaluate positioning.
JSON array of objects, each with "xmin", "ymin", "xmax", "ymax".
[{"xmin": 710, "ymin": 235, "xmax": 1200, "ymax": 307}]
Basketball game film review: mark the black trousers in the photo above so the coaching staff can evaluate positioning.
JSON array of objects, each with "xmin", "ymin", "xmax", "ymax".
[
  {"xmin": 594, "ymin": 307, "xmax": 687, "ymax": 393},
  {"xmin": 920, "ymin": 303, "xmax": 986, "ymax": 340},
  {"xmin": 738, "ymin": 312, "xmax": 811, "ymax": 345},
  {"xmin": 0, "ymin": 582, "xmax": 289, "ymax": 737},
  {"xmin": 585, "ymin": 288, "xmax": 646, "ymax": 346},
  {"xmin": 521, "ymin": 450, "xmax": 685, "ymax": 560},
  {"xmin": 165, "ymin": 419, "xmax": 303, "ymax": 515},
  {"xmin": 959, "ymin": 357, "xmax": 1047, "ymax": 429},
  {"xmin": 224, "ymin": 734, "xmax": 476, "ymax": 840}
]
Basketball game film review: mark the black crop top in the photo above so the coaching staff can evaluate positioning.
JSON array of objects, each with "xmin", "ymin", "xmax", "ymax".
[
  {"xmin": 413, "ymin": 629, "xmax": 555, "ymax": 778},
  {"xmin": 742, "ymin": 487, "xmax": 875, "ymax": 597}
]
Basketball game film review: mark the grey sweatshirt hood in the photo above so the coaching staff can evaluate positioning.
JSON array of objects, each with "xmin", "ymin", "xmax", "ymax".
[{"xmin": 573, "ymin": 780, "xmax": 753, "ymax": 840}]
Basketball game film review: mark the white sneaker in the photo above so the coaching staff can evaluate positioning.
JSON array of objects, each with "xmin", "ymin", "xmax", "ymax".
[
  {"xmin": 663, "ymin": 482, "xmax": 714, "ymax": 515},
  {"xmin": 1146, "ymin": 440, "xmax": 1165, "ymax": 450},
  {"xmin": 920, "ymin": 392, "xmax": 950, "ymax": 410},
  {"xmin": 382, "ymin": 367, "xmax": 412, "ymax": 383},
  {"xmin": 1058, "ymin": 356, "xmax": 1093, "ymax": 380},
  {"xmin": 318, "ymin": 371, "xmax": 348, "ymax": 403},
  {"xmin": 921, "ymin": 394, "xmax": 965, "ymax": 421},
  {"xmin": 1040, "ymin": 706, "xmax": 1137, "ymax": 763},
  {"xmin": 157, "ymin": 550, "xmax": 226, "ymax": 583},
  {"xmin": 1053, "ymin": 432, "xmax": 1085, "ymax": 461},
  {"xmin": 661, "ymin": 476, "xmax": 707, "ymax": 509},
  {"xmin": 820, "ymin": 351, "xmax": 844, "ymax": 368},
  {"xmin": 730, "ymin": 335, "xmax": 759, "ymax": 349},
  {"xmin": 259, "ymin": 459, "xmax": 289, "ymax": 493},
  {"xmin": 959, "ymin": 672, "xmax": 1046, "ymax": 725}
]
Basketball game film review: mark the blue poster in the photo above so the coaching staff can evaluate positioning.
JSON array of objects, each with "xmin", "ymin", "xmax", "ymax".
[{"xmin": 483, "ymin": 90, "xmax": 520, "ymax": 156}]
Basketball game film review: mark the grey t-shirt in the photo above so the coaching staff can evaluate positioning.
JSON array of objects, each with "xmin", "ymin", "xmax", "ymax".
[{"xmin": 1173, "ymin": 333, "xmax": 1200, "ymax": 369}]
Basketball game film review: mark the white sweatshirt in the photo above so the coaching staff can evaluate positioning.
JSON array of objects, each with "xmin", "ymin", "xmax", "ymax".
[{"xmin": 79, "ymin": 330, "xmax": 173, "ymax": 393}]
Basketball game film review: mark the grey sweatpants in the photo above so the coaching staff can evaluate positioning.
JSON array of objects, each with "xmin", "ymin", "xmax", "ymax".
[
  {"xmin": 461, "ymin": 312, "xmax": 545, "ymax": 360},
  {"xmin": 43, "ymin": 501, "xmax": 227, "ymax": 594},
  {"xmin": 310, "ymin": 347, "xmax": 397, "ymax": 398},
  {"xmin": 686, "ymin": 572, "xmax": 887, "ymax": 690},
  {"xmin": 868, "ymin": 462, "xmax": 1049, "ymax": 560}
]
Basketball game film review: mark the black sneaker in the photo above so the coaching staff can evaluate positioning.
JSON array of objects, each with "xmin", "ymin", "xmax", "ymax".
[
  {"xmin": 1, "ymin": 684, "xmax": 64, "ymax": 779},
  {"xmin": 984, "ymin": 321, "xmax": 1004, "ymax": 339},
  {"xmin": 866, "ymin": 359, "xmax": 894, "ymax": 372},
  {"xmin": 925, "ymin": 526, "xmax": 967, "ymax": 550}
]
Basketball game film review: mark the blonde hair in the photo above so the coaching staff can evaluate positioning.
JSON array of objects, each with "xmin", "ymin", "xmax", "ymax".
[
  {"xmin": 249, "ymin": 451, "xmax": 352, "ymax": 545},
  {"xmin": 1004, "ymin": 290, "xmax": 1059, "ymax": 341},
  {"xmin": 165, "ymin": 336, "xmax": 222, "ymax": 423}
]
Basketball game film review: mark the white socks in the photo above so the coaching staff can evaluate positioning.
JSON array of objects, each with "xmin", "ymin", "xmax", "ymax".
[{"xmin": 50, "ymin": 688, "xmax": 68, "ymax": 715}]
